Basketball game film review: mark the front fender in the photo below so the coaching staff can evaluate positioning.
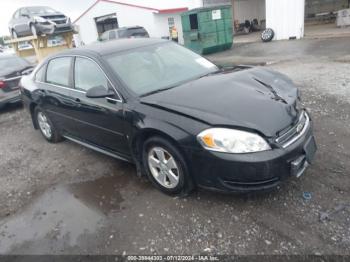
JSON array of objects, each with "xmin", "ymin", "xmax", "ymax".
[{"xmin": 125, "ymin": 104, "xmax": 210, "ymax": 164}]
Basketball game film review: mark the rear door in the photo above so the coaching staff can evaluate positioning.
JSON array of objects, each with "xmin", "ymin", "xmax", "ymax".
[
  {"xmin": 17, "ymin": 8, "xmax": 30, "ymax": 34},
  {"xmin": 67, "ymin": 56, "xmax": 129, "ymax": 156},
  {"xmin": 11, "ymin": 10, "xmax": 21, "ymax": 33},
  {"xmin": 38, "ymin": 56, "xmax": 78, "ymax": 133}
]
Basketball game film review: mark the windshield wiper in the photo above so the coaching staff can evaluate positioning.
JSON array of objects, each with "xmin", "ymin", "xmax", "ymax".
[
  {"xmin": 140, "ymin": 70, "xmax": 222, "ymax": 97},
  {"xmin": 140, "ymin": 85, "xmax": 179, "ymax": 97},
  {"xmin": 197, "ymin": 69, "xmax": 222, "ymax": 79}
]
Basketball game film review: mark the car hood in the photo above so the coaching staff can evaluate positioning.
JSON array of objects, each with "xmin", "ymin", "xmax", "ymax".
[
  {"xmin": 140, "ymin": 67, "xmax": 300, "ymax": 137},
  {"xmin": 38, "ymin": 12, "xmax": 65, "ymax": 18}
]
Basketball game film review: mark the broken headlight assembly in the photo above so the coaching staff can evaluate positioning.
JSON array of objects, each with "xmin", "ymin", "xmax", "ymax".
[{"xmin": 33, "ymin": 16, "xmax": 47, "ymax": 23}]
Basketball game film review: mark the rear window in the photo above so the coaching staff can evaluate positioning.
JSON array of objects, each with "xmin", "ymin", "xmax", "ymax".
[
  {"xmin": 0, "ymin": 56, "xmax": 29, "ymax": 69},
  {"xmin": 119, "ymin": 28, "xmax": 149, "ymax": 38},
  {"xmin": 109, "ymin": 30, "xmax": 117, "ymax": 40},
  {"xmin": 46, "ymin": 57, "xmax": 71, "ymax": 87}
]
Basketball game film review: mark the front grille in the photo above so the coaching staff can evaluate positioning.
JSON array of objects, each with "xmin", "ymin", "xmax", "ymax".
[
  {"xmin": 42, "ymin": 15, "xmax": 66, "ymax": 20},
  {"xmin": 43, "ymin": 16, "xmax": 67, "ymax": 24},
  {"xmin": 276, "ymin": 111, "xmax": 309, "ymax": 148},
  {"xmin": 53, "ymin": 19, "xmax": 67, "ymax": 24}
]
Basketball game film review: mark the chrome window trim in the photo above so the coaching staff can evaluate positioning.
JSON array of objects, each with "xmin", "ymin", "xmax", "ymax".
[
  {"xmin": 280, "ymin": 112, "xmax": 310, "ymax": 148},
  {"xmin": 35, "ymin": 54, "xmax": 123, "ymax": 103},
  {"xmin": 106, "ymin": 97, "xmax": 120, "ymax": 102},
  {"xmin": 36, "ymin": 80, "xmax": 85, "ymax": 94}
]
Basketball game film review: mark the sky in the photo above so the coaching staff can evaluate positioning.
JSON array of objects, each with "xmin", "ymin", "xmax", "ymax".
[{"xmin": 0, "ymin": 0, "xmax": 96, "ymax": 36}]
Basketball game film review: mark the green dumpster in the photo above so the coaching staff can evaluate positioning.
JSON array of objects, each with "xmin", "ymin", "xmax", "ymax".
[{"xmin": 181, "ymin": 5, "xmax": 233, "ymax": 55}]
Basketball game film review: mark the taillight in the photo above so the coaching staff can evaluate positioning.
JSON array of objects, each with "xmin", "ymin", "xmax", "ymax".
[{"xmin": 0, "ymin": 81, "xmax": 6, "ymax": 89}]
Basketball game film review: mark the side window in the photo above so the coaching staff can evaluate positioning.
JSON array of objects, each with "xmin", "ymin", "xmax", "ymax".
[
  {"xmin": 46, "ymin": 57, "xmax": 71, "ymax": 87},
  {"xmin": 109, "ymin": 30, "xmax": 116, "ymax": 40},
  {"xmin": 34, "ymin": 65, "xmax": 45, "ymax": 82},
  {"xmin": 20, "ymin": 8, "xmax": 29, "ymax": 17},
  {"xmin": 14, "ymin": 10, "xmax": 20, "ymax": 19},
  {"xmin": 74, "ymin": 57, "xmax": 108, "ymax": 91}
]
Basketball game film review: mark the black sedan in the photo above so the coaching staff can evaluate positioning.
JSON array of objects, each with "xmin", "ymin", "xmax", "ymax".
[
  {"xmin": 0, "ymin": 54, "xmax": 33, "ymax": 109},
  {"xmin": 20, "ymin": 39, "xmax": 317, "ymax": 195}
]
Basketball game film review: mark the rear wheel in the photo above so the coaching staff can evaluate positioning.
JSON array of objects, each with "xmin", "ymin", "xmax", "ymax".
[
  {"xmin": 34, "ymin": 107, "xmax": 62, "ymax": 143},
  {"xmin": 142, "ymin": 136, "xmax": 194, "ymax": 196}
]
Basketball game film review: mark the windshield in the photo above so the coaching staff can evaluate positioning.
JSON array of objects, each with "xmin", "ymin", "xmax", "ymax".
[
  {"xmin": 28, "ymin": 6, "xmax": 57, "ymax": 14},
  {"xmin": 0, "ymin": 56, "xmax": 29, "ymax": 69},
  {"xmin": 106, "ymin": 42, "xmax": 218, "ymax": 95}
]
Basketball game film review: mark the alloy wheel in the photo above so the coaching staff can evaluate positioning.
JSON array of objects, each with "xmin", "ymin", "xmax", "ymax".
[
  {"xmin": 37, "ymin": 112, "xmax": 52, "ymax": 139},
  {"xmin": 148, "ymin": 147, "xmax": 180, "ymax": 189}
]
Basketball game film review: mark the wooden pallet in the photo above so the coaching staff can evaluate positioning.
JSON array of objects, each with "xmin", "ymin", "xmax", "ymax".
[{"xmin": 5, "ymin": 31, "xmax": 74, "ymax": 62}]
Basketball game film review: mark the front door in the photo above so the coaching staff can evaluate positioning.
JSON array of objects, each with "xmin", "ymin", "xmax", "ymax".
[{"xmin": 67, "ymin": 56, "xmax": 129, "ymax": 156}]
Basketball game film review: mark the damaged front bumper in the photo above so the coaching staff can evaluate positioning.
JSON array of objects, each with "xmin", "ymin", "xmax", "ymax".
[
  {"xmin": 186, "ymin": 114, "xmax": 317, "ymax": 193},
  {"xmin": 35, "ymin": 21, "xmax": 73, "ymax": 35}
]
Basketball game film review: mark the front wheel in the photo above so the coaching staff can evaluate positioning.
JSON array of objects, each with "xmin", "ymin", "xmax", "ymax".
[
  {"xmin": 142, "ymin": 136, "xmax": 194, "ymax": 196},
  {"xmin": 12, "ymin": 30, "xmax": 18, "ymax": 39},
  {"xmin": 34, "ymin": 107, "xmax": 62, "ymax": 143},
  {"xmin": 30, "ymin": 24, "xmax": 38, "ymax": 37}
]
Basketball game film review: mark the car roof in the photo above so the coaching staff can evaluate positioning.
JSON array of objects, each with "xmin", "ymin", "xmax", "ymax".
[
  {"xmin": 24, "ymin": 6, "xmax": 51, "ymax": 10},
  {"xmin": 119, "ymin": 26, "xmax": 145, "ymax": 30},
  {"xmin": 57, "ymin": 38, "xmax": 168, "ymax": 57}
]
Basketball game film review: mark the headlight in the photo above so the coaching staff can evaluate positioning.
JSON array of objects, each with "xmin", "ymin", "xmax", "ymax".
[
  {"xmin": 33, "ymin": 16, "xmax": 47, "ymax": 23},
  {"xmin": 197, "ymin": 128, "xmax": 271, "ymax": 153}
]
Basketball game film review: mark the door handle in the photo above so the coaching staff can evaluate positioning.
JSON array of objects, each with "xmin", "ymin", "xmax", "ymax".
[{"xmin": 75, "ymin": 98, "xmax": 81, "ymax": 102}]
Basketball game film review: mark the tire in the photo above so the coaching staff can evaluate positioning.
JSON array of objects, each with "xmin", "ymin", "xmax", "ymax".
[
  {"xmin": 34, "ymin": 107, "xmax": 62, "ymax": 143},
  {"xmin": 12, "ymin": 30, "xmax": 18, "ymax": 39},
  {"xmin": 261, "ymin": 28, "xmax": 274, "ymax": 42},
  {"xmin": 142, "ymin": 136, "xmax": 194, "ymax": 196},
  {"xmin": 30, "ymin": 24, "xmax": 38, "ymax": 37},
  {"xmin": 47, "ymin": 26, "xmax": 56, "ymax": 35}
]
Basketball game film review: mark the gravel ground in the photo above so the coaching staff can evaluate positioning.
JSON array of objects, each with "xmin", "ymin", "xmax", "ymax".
[{"xmin": 0, "ymin": 38, "xmax": 349, "ymax": 255}]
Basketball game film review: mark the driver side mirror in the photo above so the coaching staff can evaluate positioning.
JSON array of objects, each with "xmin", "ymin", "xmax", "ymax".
[{"xmin": 86, "ymin": 85, "xmax": 115, "ymax": 98}]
